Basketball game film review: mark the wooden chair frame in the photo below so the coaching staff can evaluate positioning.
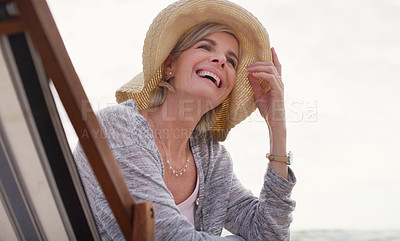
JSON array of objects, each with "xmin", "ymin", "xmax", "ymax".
[{"xmin": 0, "ymin": 0, "xmax": 155, "ymax": 240}]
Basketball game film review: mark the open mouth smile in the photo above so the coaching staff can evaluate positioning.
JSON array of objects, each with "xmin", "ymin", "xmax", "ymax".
[{"xmin": 196, "ymin": 70, "xmax": 221, "ymax": 88}]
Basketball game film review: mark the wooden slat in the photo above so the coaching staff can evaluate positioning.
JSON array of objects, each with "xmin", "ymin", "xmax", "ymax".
[
  {"xmin": 133, "ymin": 202, "xmax": 155, "ymax": 241},
  {"xmin": 12, "ymin": 0, "xmax": 154, "ymax": 240},
  {"xmin": 0, "ymin": 1, "xmax": 23, "ymax": 35},
  {"xmin": 0, "ymin": 18, "xmax": 24, "ymax": 36}
]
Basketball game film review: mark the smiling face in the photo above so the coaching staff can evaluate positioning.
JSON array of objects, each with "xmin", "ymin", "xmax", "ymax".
[{"xmin": 165, "ymin": 31, "xmax": 239, "ymax": 111}]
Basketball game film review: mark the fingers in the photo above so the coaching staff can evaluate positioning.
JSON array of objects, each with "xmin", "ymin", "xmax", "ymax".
[
  {"xmin": 247, "ymin": 73, "xmax": 266, "ymax": 99},
  {"xmin": 250, "ymin": 72, "xmax": 283, "ymax": 91},
  {"xmin": 271, "ymin": 47, "xmax": 282, "ymax": 76},
  {"xmin": 247, "ymin": 47, "xmax": 281, "ymax": 74},
  {"xmin": 247, "ymin": 62, "xmax": 283, "ymax": 91},
  {"xmin": 247, "ymin": 63, "xmax": 280, "ymax": 78},
  {"xmin": 247, "ymin": 47, "xmax": 283, "ymax": 93}
]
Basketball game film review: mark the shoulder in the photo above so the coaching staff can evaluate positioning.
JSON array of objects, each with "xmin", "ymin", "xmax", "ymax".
[
  {"xmin": 73, "ymin": 99, "xmax": 163, "ymax": 193},
  {"xmin": 191, "ymin": 131, "xmax": 233, "ymax": 177},
  {"xmin": 96, "ymin": 99, "xmax": 142, "ymax": 129},
  {"xmin": 191, "ymin": 131, "xmax": 229, "ymax": 158},
  {"xmin": 95, "ymin": 99, "xmax": 155, "ymax": 149}
]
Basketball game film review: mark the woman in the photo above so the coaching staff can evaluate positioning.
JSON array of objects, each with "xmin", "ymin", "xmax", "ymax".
[{"xmin": 74, "ymin": 0, "xmax": 296, "ymax": 240}]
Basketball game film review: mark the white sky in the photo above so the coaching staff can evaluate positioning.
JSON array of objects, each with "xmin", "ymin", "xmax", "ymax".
[{"xmin": 47, "ymin": 0, "xmax": 400, "ymax": 231}]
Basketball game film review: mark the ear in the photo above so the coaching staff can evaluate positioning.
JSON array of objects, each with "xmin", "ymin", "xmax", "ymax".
[{"xmin": 163, "ymin": 54, "xmax": 176, "ymax": 75}]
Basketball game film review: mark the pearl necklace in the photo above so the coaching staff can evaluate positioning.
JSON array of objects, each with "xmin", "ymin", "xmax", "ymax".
[{"xmin": 149, "ymin": 113, "xmax": 189, "ymax": 177}]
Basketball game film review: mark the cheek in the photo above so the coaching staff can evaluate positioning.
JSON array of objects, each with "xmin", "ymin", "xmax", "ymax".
[
  {"xmin": 175, "ymin": 53, "xmax": 200, "ymax": 74},
  {"xmin": 227, "ymin": 72, "xmax": 237, "ymax": 91}
]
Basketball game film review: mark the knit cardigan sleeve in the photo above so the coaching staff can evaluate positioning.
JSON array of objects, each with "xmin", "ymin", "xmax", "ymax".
[
  {"xmin": 194, "ymin": 136, "xmax": 296, "ymax": 241},
  {"xmin": 223, "ymin": 166, "xmax": 296, "ymax": 241}
]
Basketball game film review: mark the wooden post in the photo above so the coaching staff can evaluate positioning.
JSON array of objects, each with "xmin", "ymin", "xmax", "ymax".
[
  {"xmin": 0, "ymin": 0, "xmax": 155, "ymax": 240},
  {"xmin": 133, "ymin": 202, "xmax": 156, "ymax": 241}
]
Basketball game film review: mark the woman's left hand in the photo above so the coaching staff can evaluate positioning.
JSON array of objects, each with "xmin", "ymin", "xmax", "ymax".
[
  {"xmin": 247, "ymin": 47, "xmax": 286, "ymax": 132},
  {"xmin": 248, "ymin": 48, "xmax": 289, "ymax": 179}
]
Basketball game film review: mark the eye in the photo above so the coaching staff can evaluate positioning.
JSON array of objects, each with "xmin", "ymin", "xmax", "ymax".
[
  {"xmin": 227, "ymin": 58, "xmax": 236, "ymax": 68},
  {"xmin": 197, "ymin": 44, "xmax": 211, "ymax": 51}
]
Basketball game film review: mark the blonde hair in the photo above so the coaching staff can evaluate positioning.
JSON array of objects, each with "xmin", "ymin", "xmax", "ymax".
[{"xmin": 148, "ymin": 23, "xmax": 238, "ymax": 134}]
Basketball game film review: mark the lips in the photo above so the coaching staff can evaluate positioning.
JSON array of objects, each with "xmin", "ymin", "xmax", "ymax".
[{"xmin": 196, "ymin": 69, "xmax": 222, "ymax": 88}]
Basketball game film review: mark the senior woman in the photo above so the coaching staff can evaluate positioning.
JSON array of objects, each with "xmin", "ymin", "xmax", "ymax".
[{"xmin": 74, "ymin": 0, "xmax": 296, "ymax": 240}]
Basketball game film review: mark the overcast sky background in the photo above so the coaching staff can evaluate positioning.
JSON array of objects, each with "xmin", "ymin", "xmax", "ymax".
[{"xmin": 47, "ymin": 0, "xmax": 400, "ymax": 231}]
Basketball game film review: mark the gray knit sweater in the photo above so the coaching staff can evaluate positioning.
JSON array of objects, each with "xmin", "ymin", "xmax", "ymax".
[{"xmin": 73, "ymin": 100, "xmax": 296, "ymax": 241}]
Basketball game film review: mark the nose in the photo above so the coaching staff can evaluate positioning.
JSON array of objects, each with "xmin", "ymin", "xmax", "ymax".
[{"xmin": 210, "ymin": 54, "xmax": 226, "ymax": 69}]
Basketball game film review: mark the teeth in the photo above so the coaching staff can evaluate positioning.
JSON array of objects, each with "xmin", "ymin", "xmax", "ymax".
[{"xmin": 197, "ymin": 70, "xmax": 221, "ymax": 87}]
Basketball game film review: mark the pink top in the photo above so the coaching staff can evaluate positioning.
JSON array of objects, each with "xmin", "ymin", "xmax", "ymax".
[{"xmin": 177, "ymin": 175, "xmax": 199, "ymax": 226}]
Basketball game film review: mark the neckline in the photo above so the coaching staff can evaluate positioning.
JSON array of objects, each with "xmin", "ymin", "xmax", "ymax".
[
  {"xmin": 136, "ymin": 103, "xmax": 198, "ymax": 178},
  {"xmin": 177, "ymin": 173, "xmax": 200, "ymax": 209}
]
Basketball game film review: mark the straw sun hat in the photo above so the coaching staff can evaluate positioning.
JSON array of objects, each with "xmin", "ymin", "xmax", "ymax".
[{"xmin": 116, "ymin": 0, "xmax": 271, "ymax": 141}]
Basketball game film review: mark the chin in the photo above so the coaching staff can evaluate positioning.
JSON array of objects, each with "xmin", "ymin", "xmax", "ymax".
[
  {"xmin": 177, "ymin": 80, "xmax": 228, "ymax": 109},
  {"xmin": 187, "ymin": 89, "xmax": 222, "ymax": 110}
]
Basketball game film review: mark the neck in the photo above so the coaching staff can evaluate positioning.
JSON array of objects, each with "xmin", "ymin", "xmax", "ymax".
[{"xmin": 146, "ymin": 94, "xmax": 209, "ymax": 155}]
